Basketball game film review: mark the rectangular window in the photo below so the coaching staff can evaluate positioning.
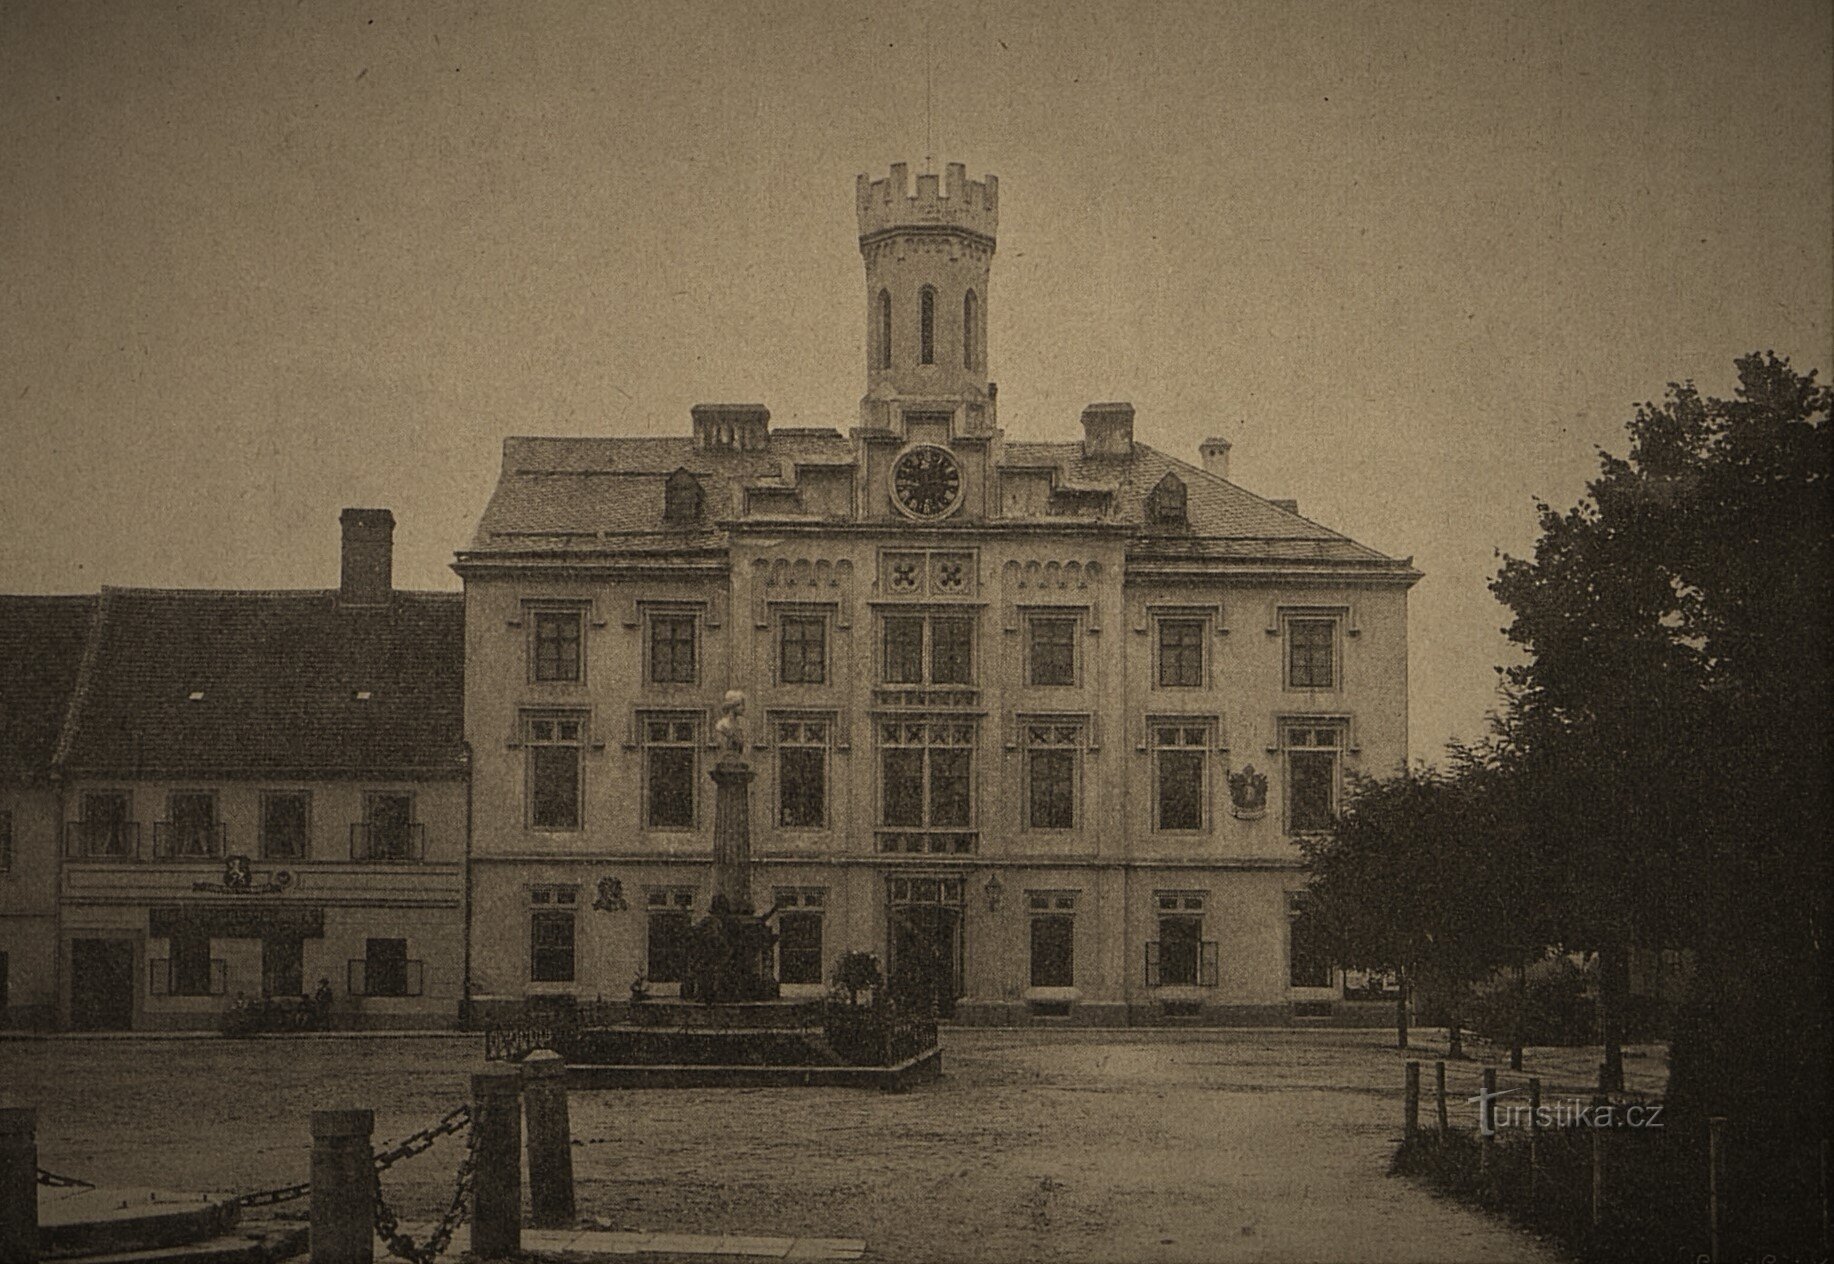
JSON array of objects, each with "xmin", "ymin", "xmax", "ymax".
[
  {"xmin": 1149, "ymin": 892, "xmax": 1211, "ymax": 988},
  {"xmin": 776, "ymin": 718, "xmax": 829, "ymax": 830},
  {"xmin": 1287, "ymin": 894, "xmax": 1333, "ymax": 989},
  {"xmin": 1157, "ymin": 618, "xmax": 1205, "ymax": 688},
  {"xmin": 364, "ymin": 792, "xmax": 416, "ymax": 860},
  {"xmin": 533, "ymin": 609, "xmax": 583, "ymax": 683},
  {"xmin": 1027, "ymin": 891, "xmax": 1077, "ymax": 988},
  {"xmin": 166, "ymin": 791, "xmax": 219, "ymax": 857},
  {"xmin": 1027, "ymin": 616, "xmax": 1077, "ymax": 686},
  {"xmin": 365, "ymin": 937, "xmax": 411, "ymax": 997},
  {"xmin": 524, "ymin": 714, "xmax": 584, "ymax": 831},
  {"xmin": 1024, "ymin": 721, "xmax": 1082, "ymax": 830},
  {"xmin": 645, "ymin": 888, "xmax": 696, "ymax": 983},
  {"xmin": 0, "ymin": 951, "xmax": 8, "ymax": 1010},
  {"xmin": 648, "ymin": 612, "xmax": 698, "ymax": 685},
  {"xmin": 260, "ymin": 791, "xmax": 309, "ymax": 860},
  {"xmin": 775, "ymin": 888, "xmax": 826, "ymax": 985},
  {"xmin": 529, "ymin": 886, "xmax": 577, "ymax": 983},
  {"xmin": 1152, "ymin": 721, "xmax": 1210, "ymax": 831},
  {"xmin": 1285, "ymin": 723, "xmax": 1344, "ymax": 833},
  {"xmin": 1286, "ymin": 616, "xmax": 1339, "ymax": 690},
  {"xmin": 171, "ymin": 929, "xmax": 214, "ymax": 996},
  {"xmin": 879, "ymin": 720, "xmax": 975, "ymax": 829},
  {"xmin": 0, "ymin": 809, "xmax": 11, "ymax": 872},
  {"xmin": 881, "ymin": 614, "xmax": 974, "ymax": 685},
  {"xmin": 643, "ymin": 716, "xmax": 698, "ymax": 829},
  {"xmin": 778, "ymin": 614, "xmax": 827, "ymax": 685},
  {"xmin": 78, "ymin": 791, "xmax": 133, "ymax": 857}
]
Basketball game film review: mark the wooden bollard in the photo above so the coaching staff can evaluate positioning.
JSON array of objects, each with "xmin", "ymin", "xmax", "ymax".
[
  {"xmin": 470, "ymin": 1068, "xmax": 522, "ymax": 1259},
  {"xmin": 1480, "ymin": 1068, "xmax": 1497, "ymax": 1171},
  {"xmin": 309, "ymin": 1110, "xmax": 374, "ymax": 1264},
  {"xmin": 1591, "ymin": 1121, "xmax": 1606, "ymax": 1227},
  {"xmin": 1435, "ymin": 1061, "xmax": 1448, "ymax": 1138},
  {"xmin": 1403, "ymin": 1062, "xmax": 1420, "ymax": 1141},
  {"xmin": 521, "ymin": 1051, "xmax": 575, "ymax": 1229},
  {"xmin": 1707, "ymin": 1116, "xmax": 1724, "ymax": 1264},
  {"xmin": 0, "ymin": 1107, "xmax": 38, "ymax": 1264},
  {"xmin": 1527, "ymin": 1078, "xmax": 1541, "ymax": 1201}
]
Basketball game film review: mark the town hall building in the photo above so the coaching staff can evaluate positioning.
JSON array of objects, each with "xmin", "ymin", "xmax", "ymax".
[{"xmin": 457, "ymin": 164, "xmax": 1421, "ymax": 1025}]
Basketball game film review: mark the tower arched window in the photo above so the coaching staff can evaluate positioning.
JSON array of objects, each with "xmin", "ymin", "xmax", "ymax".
[
  {"xmin": 877, "ymin": 289, "xmax": 892, "ymax": 370},
  {"xmin": 963, "ymin": 290, "xmax": 979, "ymax": 370},
  {"xmin": 919, "ymin": 286, "xmax": 936, "ymax": 365}
]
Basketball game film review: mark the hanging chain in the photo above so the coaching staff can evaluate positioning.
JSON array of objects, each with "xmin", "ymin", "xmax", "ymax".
[
  {"xmin": 372, "ymin": 1114, "xmax": 475, "ymax": 1264},
  {"xmin": 372, "ymin": 1104, "xmax": 472, "ymax": 1172}
]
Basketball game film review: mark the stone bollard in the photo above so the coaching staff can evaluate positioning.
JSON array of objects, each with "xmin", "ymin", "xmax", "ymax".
[
  {"xmin": 1434, "ymin": 1061, "xmax": 1448, "ymax": 1138},
  {"xmin": 0, "ymin": 1108, "xmax": 38, "ymax": 1264},
  {"xmin": 1527, "ymin": 1078, "xmax": 1542, "ymax": 1201},
  {"xmin": 310, "ymin": 1110, "xmax": 374, "ymax": 1264},
  {"xmin": 1480, "ymin": 1068, "xmax": 1497, "ymax": 1171},
  {"xmin": 521, "ymin": 1051, "xmax": 575, "ymax": 1229},
  {"xmin": 470, "ymin": 1068, "xmax": 522, "ymax": 1259}
]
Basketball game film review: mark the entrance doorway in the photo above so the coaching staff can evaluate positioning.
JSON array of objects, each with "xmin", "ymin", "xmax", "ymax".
[
  {"xmin": 69, "ymin": 938, "xmax": 135, "ymax": 1030},
  {"xmin": 262, "ymin": 936, "xmax": 304, "ymax": 998},
  {"xmin": 887, "ymin": 873, "xmax": 964, "ymax": 1019}
]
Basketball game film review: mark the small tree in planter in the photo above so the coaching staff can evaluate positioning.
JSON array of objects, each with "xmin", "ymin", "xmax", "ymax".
[{"xmin": 831, "ymin": 950, "xmax": 883, "ymax": 1005}]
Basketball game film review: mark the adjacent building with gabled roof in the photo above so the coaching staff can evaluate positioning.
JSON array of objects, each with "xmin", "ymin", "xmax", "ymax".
[
  {"xmin": 0, "ymin": 594, "xmax": 99, "ymax": 1027},
  {"xmin": 45, "ymin": 512, "xmax": 467, "ymax": 1030},
  {"xmin": 456, "ymin": 165, "xmax": 1420, "ymax": 1025}
]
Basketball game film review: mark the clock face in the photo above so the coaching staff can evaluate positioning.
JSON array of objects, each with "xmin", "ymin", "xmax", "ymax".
[{"xmin": 892, "ymin": 445, "xmax": 963, "ymax": 518}]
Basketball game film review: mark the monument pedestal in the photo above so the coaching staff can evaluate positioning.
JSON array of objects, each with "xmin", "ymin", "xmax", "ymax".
[{"xmin": 681, "ymin": 756, "xmax": 780, "ymax": 1004}]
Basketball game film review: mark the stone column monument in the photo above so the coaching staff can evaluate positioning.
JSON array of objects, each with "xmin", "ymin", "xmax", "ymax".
[
  {"xmin": 684, "ymin": 690, "xmax": 779, "ymax": 1003},
  {"xmin": 710, "ymin": 690, "xmax": 755, "ymax": 913}
]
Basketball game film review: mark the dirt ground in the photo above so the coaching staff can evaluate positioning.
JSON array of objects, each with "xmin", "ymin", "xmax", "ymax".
[{"xmin": 1, "ymin": 1028, "xmax": 1666, "ymax": 1262}]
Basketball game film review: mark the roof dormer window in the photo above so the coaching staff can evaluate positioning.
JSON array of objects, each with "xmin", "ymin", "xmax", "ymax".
[
  {"xmin": 664, "ymin": 468, "xmax": 705, "ymax": 526},
  {"xmin": 1145, "ymin": 473, "xmax": 1188, "ymax": 527}
]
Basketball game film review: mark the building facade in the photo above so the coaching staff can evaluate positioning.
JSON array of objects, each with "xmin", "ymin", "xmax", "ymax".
[
  {"xmin": 459, "ymin": 164, "xmax": 1420, "ymax": 1026},
  {"xmin": 48, "ymin": 512, "xmax": 468, "ymax": 1030}
]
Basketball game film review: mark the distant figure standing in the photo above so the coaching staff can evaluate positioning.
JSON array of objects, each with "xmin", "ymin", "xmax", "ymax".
[{"xmin": 312, "ymin": 977, "xmax": 335, "ymax": 1029}]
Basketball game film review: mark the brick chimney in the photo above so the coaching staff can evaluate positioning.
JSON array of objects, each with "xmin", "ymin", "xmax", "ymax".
[
  {"xmin": 1080, "ymin": 403, "xmax": 1134, "ymax": 459},
  {"xmin": 691, "ymin": 404, "xmax": 771, "ymax": 451},
  {"xmin": 1199, "ymin": 436, "xmax": 1232, "ymax": 479},
  {"xmin": 339, "ymin": 508, "xmax": 395, "ymax": 606}
]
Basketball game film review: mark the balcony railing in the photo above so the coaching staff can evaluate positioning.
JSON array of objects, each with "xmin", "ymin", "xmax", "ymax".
[
  {"xmin": 348, "ymin": 822, "xmax": 426, "ymax": 862},
  {"xmin": 63, "ymin": 820, "xmax": 142, "ymax": 860},
  {"xmin": 148, "ymin": 957, "xmax": 229, "ymax": 996},
  {"xmin": 875, "ymin": 829, "xmax": 978, "ymax": 855},
  {"xmin": 1144, "ymin": 940, "xmax": 1220, "ymax": 988},
  {"xmin": 347, "ymin": 958, "xmax": 425, "ymax": 998},
  {"xmin": 871, "ymin": 684, "xmax": 980, "ymax": 709},
  {"xmin": 152, "ymin": 822, "xmax": 227, "ymax": 860}
]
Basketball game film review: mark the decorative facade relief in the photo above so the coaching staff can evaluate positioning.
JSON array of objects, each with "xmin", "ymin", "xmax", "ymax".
[
  {"xmin": 877, "ymin": 549, "xmax": 977, "ymax": 598},
  {"xmin": 750, "ymin": 557, "xmax": 854, "ymax": 628},
  {"xmin": 1000, "ymin": 559, "xmax": 1102, "ymax": 631}
]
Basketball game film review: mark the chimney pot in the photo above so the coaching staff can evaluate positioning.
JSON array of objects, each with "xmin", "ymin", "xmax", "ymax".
[
  {"xmin": 690, "ymin": 404, "xmax": 772, "ymax": 451},
  {"xmin": 1080, "ymin": 402, "xmax": 1135, "ymax": 459},
  {"xmin": 339, "ymin": 509, "xmax": 395, "ymax": 605},
  {"xmin": 1199, "ymin": 436, "xmax": 1232, "ymax": 480}
]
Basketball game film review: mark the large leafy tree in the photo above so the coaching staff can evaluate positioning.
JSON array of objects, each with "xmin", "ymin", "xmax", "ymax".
[{"xmin": 1491, "ymin": 353, "xmax": 1830, "ymax": 1240}]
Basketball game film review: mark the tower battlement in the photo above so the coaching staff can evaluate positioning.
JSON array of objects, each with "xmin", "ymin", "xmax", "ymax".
[{"xmin": 856, "ymin": 162, "xmax": 998, "ymax": 243}]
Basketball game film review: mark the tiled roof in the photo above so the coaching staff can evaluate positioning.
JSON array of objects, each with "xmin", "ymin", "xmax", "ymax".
[
  {"xmin": 57, "ymin": 588, "xmax": 465, "ymax": 777},
  {"xmin": 464, "ymin": 432, "xmax": 1409, "ymax": 571},
  {"xmin": 0, "ymin": 595, "xmax": 97, "ymax": 780}
]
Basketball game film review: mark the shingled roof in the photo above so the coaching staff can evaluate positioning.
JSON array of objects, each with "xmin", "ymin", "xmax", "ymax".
[
  {"xmin": 0, "ymin": 595, "xmax": 97, "ymax": 781},
  {"xmin": 55, "ymin": 588, "xmax": 465, "ymax": 778},
  {"xmin": 463, "ymin": 432, "xmax": 1411, "ymax": 574}
]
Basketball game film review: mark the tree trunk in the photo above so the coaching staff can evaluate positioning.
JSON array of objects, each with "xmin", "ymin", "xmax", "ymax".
[
  {"xmin": 1395, "ymin": 970, "xmax": 1410, "ymax": 1049},
  {"xmin": 1510, "ymin": 960, "xmax": 1527, "ymax": 1072},
  {"xmin": 1447, "ymin": 986, "xmax": 1465, "ymax": 1059}
]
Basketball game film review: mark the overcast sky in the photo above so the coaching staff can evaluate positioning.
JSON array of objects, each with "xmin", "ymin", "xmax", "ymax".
[{"xmin": 3, "ymin": 0, "xmax": 1830, "ymax": 760}]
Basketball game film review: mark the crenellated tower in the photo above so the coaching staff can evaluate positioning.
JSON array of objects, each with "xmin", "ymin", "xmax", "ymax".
[{"xmin": 856, "ymin": 162, "xmax": 998, "ymax": 439}]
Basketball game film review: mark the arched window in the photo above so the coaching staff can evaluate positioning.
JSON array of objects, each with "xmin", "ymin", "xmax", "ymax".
[
  {"xmin": 877, "ymin": 289, "xmax": 892, "ymax": 370},
  {"xmin": 963, "ymin": 290, "xmax": 979, "ymax": 370},
  {"xmin": 919, "ymin": 286, "xmax": 936, "ymax": 365}
]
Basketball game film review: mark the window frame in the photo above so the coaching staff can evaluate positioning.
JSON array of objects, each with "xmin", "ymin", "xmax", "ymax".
[
  {"xmin": 1026, "ymin": 612, "xmax": 1080, "ymax": 687},
  {"xmin": 640, "ymin": 712, "xmax": 701, "ymax": 832},
  {"xmin": 963, "ymin": 289, "xmax": 979, "ymax": 370},
  {"xmin": 164, "ymin": 789, "xmax": 220, "ymax": 858},
  {"xmin": 1282, "ymin": 720, "xmax": 1347, "ymax": 835},
  {"xmin": 645, "ymin": 608, "xmax": 701, "ymax": 687},
  {"xmin": 877, "ymin": 288, "xmax": 892, "ymax": 370},
  {"xmin": 528, "ymin": 885, "xmax": 578, "ymax": 984},
  {"xmin": 364, "ymin": 937, "xmax": 412, "ymax": 998},
  {"xmin": 1021, "ymin": 719, "xmax": 1084, "ymax": 832},
  {"xmin": 1155, "ymin": 614, "xmax": 1208, "ymax": 689},
  {"xmin": 258, "ymin": 790, "xmax": 311, "ymax": 861},
  {"xmin": 1281, "ymin": 609, "xmax": 1344, "ymax": 692},
  {"xmin": 919, "ymin": 284, "xmax": 936, "ymax": 365},
  {"xmin": 1286, "ymin": 892, "xmax": 1336, "ymax": 991},
  {"xmin": 774, "ymin": 716, "xmax": 832, "ymax": 832},
  {"xmin": 0, "ymin": 808, "xmax": 11, "ymax": 873},
  {"xmin": 76, "ymin": 789, "xmax": 134, "ymax": 858},
  {"xmin": 1026, "ymin": 890, "xmax": 1078, "ymax": 989},
  {"xmin": 643, "ymin": 887, "xmax": 697, "ymax": 984},
  {"xmin": 1150, "ymin": 718, "xmax": 1214, "ymax": 832},
  {"xmin": 522, "ymin": 711, "xmax": 587, "ymax": 833},
  {"xmin": 362, "ymin": 790, "xmax": 418, "ymax": 860},
  {"xmin": 773, "ymin": 889, "xmax": 827, "ymax": 986},
  {"xmin": 880, "ymin": 611, "xmax": 976, "ymax": 686},
  {"xmin": 528, "ymin": 603, "xmax": 587, "ymax": 685},
  {"xmin": 776, "ymin": 609, "xmax": 829, "ymax": 686},
  {"xmin": 878, "ymin": 719, "xmax": 976, "ymax": 831}
]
